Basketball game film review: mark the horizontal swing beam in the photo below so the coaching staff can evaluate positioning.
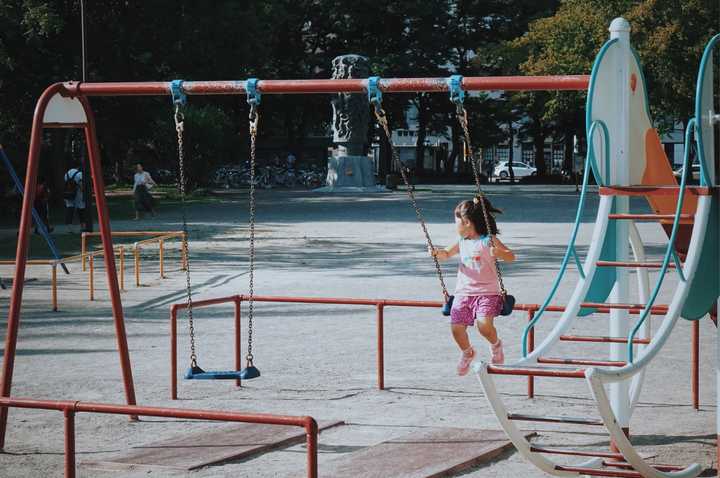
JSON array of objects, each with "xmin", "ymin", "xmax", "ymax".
[{"xmin": 61, "ymin": 75, "xmax": 590, "ymax": 97}]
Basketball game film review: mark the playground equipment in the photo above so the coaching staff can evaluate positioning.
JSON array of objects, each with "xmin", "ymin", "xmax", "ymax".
[
  {"xmin": 0, "ymin": 396, "xmax": 319, "ymax": 478},
  {"xmin": 474, "ymin": 19, "xmax": 718, "ymax": 478},
  {"xmin": 178, "ymin": 79, "xmax": 262, "ymax": 381},
  {"xmin": 0, "ymin": 231, "xmax": 185, "ymax": 310},
  {"xmin": 0, "ymin": 146, "xmax": 69, "ymax": 274},
  {"xmin": 168, "ymin": 294, "xmax": 705, "ymax": 407},
  {"xmin": 1, "ymin": 15, "xmax": 716, "ymax": 477}
]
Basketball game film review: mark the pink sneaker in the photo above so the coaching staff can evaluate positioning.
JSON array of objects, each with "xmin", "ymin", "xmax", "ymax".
[
  {"xmin": 457, "ymin": 347, "xmax": 476, "ymax": 376},
  {"xmin": 490, "ymin": 340, "xmax": 504, "ymax": 364}
]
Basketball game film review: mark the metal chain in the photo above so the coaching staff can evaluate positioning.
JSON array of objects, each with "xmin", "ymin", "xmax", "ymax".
[
  {"xmin": 373, "ymin": 104, "xmax": 449, "ymax": 301},
  {"xmin": 174, "ymin": 104, "xmax": 199, "ymax": 367},
  {"xmin": 246, "ymin": 105, "xmax": 259, "ymax": 365},
  {"xmin": 455, "ymin": 104, "xmax": 508, "ymax": 297}
]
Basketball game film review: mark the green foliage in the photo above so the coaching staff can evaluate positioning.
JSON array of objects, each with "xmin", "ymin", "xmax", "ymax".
[
  {"xmin": 511, "ymin": 0, "xmax": 718, "ymax": 130},
  {"xmin": 0, "ymin": 0, "xmax": 715, "ymax": 186}
]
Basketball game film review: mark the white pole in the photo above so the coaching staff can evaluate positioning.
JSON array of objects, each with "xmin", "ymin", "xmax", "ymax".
[{"xmin": 608, "ymin": 17, "xmax": 632, "ymax": 432}]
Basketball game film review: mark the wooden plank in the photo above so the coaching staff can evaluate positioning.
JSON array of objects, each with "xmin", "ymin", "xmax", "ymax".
[
  {"xmin": 316, "ymin": 428, "xmax": 534, "ymax": 478},
  {"xmin": 83, "ymin": 420, "xmax": 343, "ymax": 472}
]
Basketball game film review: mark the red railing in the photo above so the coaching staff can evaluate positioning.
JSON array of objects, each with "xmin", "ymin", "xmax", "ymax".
[
  {"xmin": 169, "ymin": 294, "xmax": 697, "ymax": 404},
  {"xmin": 0, "ymin": 397, "xmax": 318, "ymax": 478}
]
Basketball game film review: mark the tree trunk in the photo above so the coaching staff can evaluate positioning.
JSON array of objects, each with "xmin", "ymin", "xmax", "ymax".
[
  {"xmin": 507, "ymin": 121, "xmax": 515, "ymax": 183},
  {"xmin": 415, "ymin": 96, "xmax": 428, "ymax": 177},
  {"xmin": 533, "ymin": 131, "xmax": 547, "ymax": 176},
  {"xmin": 563, "ymin": 132, "xmax": 574, "ymax": 174}
]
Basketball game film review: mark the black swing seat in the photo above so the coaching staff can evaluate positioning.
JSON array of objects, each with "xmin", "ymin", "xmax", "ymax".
[{"xmin": 184, "ymin": 365, "xmax": 260, "ymax": 380}]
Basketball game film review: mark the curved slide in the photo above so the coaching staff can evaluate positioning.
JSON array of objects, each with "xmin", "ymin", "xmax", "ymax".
[{"xmin": 476, "ymin": 19, "xmax": 718, "ymax": 478}]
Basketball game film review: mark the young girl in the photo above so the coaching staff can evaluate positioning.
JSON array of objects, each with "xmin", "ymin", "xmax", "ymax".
[{"xmin": 430, "ymin": 195, "xmax": 515, "ymax": 375}]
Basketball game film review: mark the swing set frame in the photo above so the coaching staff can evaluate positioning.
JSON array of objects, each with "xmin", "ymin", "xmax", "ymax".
[{"xmin": 0, "ymin": 73, "xmax": 590, "ymax": 452}]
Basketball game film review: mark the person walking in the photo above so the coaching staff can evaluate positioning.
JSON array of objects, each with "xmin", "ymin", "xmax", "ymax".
[{"xmin": 132, "ymin": 162, "xmax": 157, "ymax": 220}]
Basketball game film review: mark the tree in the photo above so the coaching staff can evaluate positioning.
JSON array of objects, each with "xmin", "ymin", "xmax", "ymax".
[{"xmin": 511, "ymin": 0, "xmax": 719, "ymax": 137}]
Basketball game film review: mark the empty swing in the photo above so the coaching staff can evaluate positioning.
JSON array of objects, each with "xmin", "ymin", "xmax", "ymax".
[{"xmin": 172, "ymin": 79, "xmax": 262, "ymax": 381}]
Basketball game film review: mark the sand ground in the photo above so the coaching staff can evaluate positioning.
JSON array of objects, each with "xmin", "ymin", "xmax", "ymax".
[{"xmin": 0, "ymin": 184, "xmax": 716, "ymax": 477}]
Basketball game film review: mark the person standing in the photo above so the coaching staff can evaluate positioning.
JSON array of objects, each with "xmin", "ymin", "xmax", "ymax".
[
  {"xmin": 132, "ymin": 162, "xmax": 157, "ymax": 220},
  {"xmin": 63, "ymin": 163, "xmax": 86, "ymax": 232}
]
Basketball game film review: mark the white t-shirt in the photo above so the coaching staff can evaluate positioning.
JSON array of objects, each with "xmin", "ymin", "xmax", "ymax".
[
  {"xmin": 133, "ymin": 171, "xmax": 155, "ymax": 191},
  {"xmin": 64, "ymin": 168, "xmax": 84, "ymax": 208}
]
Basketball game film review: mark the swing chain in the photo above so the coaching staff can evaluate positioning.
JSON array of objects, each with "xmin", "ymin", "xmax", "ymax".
[
  {"xmin": 174, "ymin": 102, "xmax": 198, "ymax": 368},
  {"xmin": 373, "ymin": 103, "xmax": 449, "ymax": 301},
  {"xmin": 455, "ymin": 104, "xmax": 508, "ymax": 298},
  {"xmin": 246, "ymin": 102, "xmax": 258, "ymax": 366}
]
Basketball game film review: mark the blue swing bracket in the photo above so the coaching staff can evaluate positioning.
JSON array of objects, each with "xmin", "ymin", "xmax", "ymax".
[
  {"xmin": 447, "ymin": 75, "xmax": 465, "ymax": 105},
  {"xmin": 245, "ymin": 78, "xmax": 261, "ymax": 107},
  {"xmin": 367, "ymin": 76, "xmax": 382, "ymax": 106},
  {"xmin": 169, "ymin": 79, "xmax": 186, "ymax": 106}
]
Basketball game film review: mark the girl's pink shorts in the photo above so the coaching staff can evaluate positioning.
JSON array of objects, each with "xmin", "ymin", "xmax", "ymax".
[{"xmin": 450, "ymin": 294, "xmax": 503, "ymax": 326}]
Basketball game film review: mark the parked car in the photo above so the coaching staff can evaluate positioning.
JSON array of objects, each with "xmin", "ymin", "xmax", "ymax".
[{"xmin": 493, "ymin": 161, "xmax": 536, "ymax": 181}]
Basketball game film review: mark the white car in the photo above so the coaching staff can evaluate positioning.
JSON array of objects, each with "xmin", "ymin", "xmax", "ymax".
[{"xmin": 493, "ymin": 161, "xmax": 537, "ymax": 180}]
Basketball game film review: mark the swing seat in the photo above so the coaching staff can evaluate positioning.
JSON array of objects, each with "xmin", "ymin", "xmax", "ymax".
[
  {"xmin": 184, "ymin": 365, "xmax": 261, "ymax": 380},
  {"xmin": 442, "ymin": 295, "xmax": 455, "ymax": 316}
]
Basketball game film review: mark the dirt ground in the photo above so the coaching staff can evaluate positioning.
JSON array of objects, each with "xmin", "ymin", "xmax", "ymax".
[{"xmin": 0, "ymin": 184, "xmax": 716, "ymax": 477}]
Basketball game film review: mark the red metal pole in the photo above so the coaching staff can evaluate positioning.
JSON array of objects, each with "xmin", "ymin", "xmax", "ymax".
[
  {"xmin": 66, "ymin": 75, "xmax": 589, "ymax": 97},
  {"xmin": 692, "ymin": 319, "xmax": 699, "ymax": 410},
  {"xmin": 527, "ymin": 310, "xmax": 535, "ymax": 399},
  {"xmin": 305, "ymin": 417, "xmax": 318, "ymax": 478},
  {"xmin": 64, "ymin": 409, "xmax": 76, "ymax": 478},
  {"xmin": 0, "ymin": 83, "xmax": 63, "ymax": 450},
  {"xmin": 377, "ymin": 304, "xmax": 385, "ymax": 391},
  {"xmin": 171, "ymin": 305, "xmax": 178, "ymax": 400},
  {"xmin": 80, "ymin": 98, "xmax": 137, "ymax": 418},
  {"xmin": 235, "ymin": 296, "xmax": 242, "ymax": 388}
]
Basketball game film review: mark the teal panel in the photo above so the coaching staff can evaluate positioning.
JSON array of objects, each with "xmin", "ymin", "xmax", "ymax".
[
  {"xmin": 682, "ymin": 195, "xmax": 719, "ymax": 320},
  {"xmin": 580, "ymin": 202, "xmax": 617, "ymax": 315}
]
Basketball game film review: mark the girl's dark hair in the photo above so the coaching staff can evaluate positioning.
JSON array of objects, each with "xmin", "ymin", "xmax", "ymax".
[{"xmin": 454, "ymin": 195, "xmax": 502, "ymax": 236}]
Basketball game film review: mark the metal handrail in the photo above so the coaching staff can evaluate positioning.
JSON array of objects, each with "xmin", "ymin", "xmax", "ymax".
[{"xmin": 521, "ymin": 119, "xmax": 609, "ymax": 356}]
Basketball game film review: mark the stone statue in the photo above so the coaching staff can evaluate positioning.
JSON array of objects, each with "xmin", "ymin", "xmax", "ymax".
[
  {"xmin": 331, "ymin": 55, "xmax": 369, "ymax": 155},
  {"xmin": 320, "ymin": 54, "xmax": 381, "ymax": 191}
]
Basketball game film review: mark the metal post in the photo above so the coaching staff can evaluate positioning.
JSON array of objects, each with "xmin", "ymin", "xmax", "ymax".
[
  {"xmin": 134, "ymin": 247, "xmax": 140, "ymax": 287},
  {"xmin": 235, "ymin": 296, "xmax": 242, "ymax": 388},
  {"xmin": 81, "ymin": 233, "xmax": 87, "ymax": 272},
  {"xmin": 0, "ymin": 84, "xmax": 61, "ymax": 449},
  {"xmin": 89, "ymin": 255, "xmax": 94, "ymax": 301},
  {"xmin": 608, "ymin": 18, "xmax": 632, "ymax": 445},
  {"xmin": 377, "ymin": 303, "xmax": 384, "ymax": 390},
  {"xmin": 119, "ymin": 246, "xmax": 125, "ymax": 291},
  {"xmin": 159, "ymin": 239, "xmax": 165, "ymax": 279},
  {"xmin": 80, "ymin": 97, "xmax": 137, "ymax": 419},
  {"xmin": 692, "ymin": 319, "xmax": 700, "ymax": 410},
  {"xmin": 170, "ymin": 306, "xmax": 177, "ymax": 400},
  {"xmin": 306, "ymin": 418, "xmax": 318, "ymax": 478},
  {"xmin": 527, "ymin": 310, "xmax": 535, "ymax": 399},
  {"xmin": 64, "ymin": 408, "xmax": 76, "ymax": 478},
  {"xmin": 51, "ymin": 264, "xmax": 58, "ymax": 312}
]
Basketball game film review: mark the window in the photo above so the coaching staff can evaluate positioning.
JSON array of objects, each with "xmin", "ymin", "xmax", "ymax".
[
  {"xmin": 552, "ymin": 144, "xmax": 564, "ymax": 167},
  {"xmin": 495, "ymin": 147, "xmax": 509, "ymax": 161},
  {"xmin": 521, "ymin": 146, "xmax": 535, "ymax": 164}
]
